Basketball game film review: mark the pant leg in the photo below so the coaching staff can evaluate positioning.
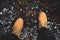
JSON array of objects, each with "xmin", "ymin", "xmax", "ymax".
[
  {"xmin": 37, "ymin": 27, "xmax": 55, "ymax": 40},
  {"xmin": 0, "ymin": 32, "xmax": 20, "ymax": 40}
]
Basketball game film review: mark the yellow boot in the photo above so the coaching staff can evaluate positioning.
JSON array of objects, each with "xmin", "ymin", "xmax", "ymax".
[
  {"xmin": 38, "ymin": 11, "xmax": 48, "ymax": 29},
  {"xmin": 12, "ymin": 18, "xmax": 24, "ymax": 38}
]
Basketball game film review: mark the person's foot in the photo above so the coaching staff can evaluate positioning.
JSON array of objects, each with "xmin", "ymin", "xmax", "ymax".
[
  {"xmin": 12, "ymin": 18, "xmax": 24, "ymax": 38},
  {"xmin": 38, "ymin": 11, "xmax": 48, "ymax": 29}
]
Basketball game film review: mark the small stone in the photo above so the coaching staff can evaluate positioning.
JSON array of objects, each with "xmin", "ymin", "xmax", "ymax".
[
  {"xmin": 20, "ymin": 9, "xmax": 22, "ymax": 11},
  {"xmin": 54, "ymin": 27, "xmax": 57, "ymax": 29},
  {"xmin": 0, "ymin": 12, "xmax": 2, "ymax": 15}
]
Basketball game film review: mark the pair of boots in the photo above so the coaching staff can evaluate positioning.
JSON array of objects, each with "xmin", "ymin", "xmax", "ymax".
[{"xmin": 12, "ymin": 11, "xmax": 48, "ymax": 38}]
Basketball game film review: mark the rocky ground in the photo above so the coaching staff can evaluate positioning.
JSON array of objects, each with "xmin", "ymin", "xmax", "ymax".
[{"xmin": 0, "ymin": 0, "xmax": 60, "ymax": 40}]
